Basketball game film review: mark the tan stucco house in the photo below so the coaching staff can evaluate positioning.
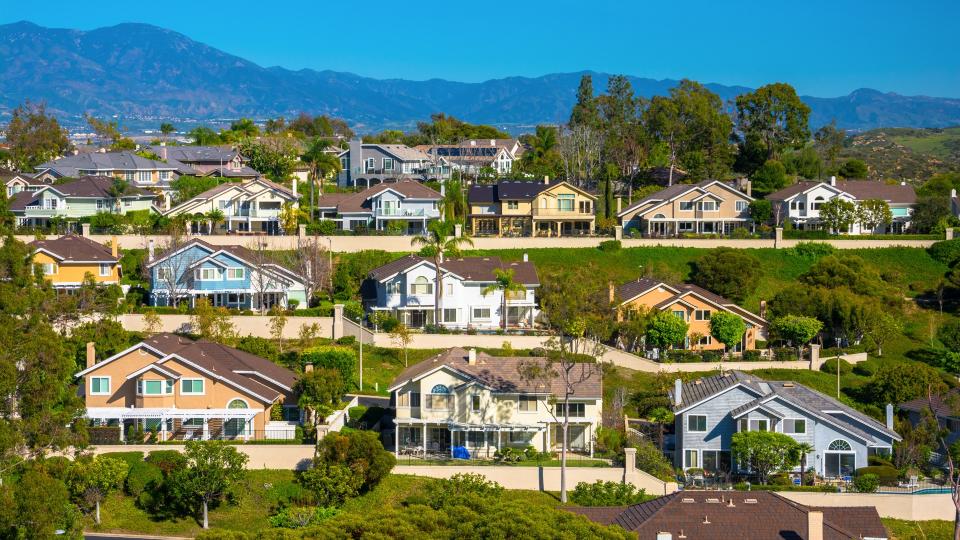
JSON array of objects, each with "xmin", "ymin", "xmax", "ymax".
[
  {"xmin": 29, "ymin": 234, "xmax": 121, "ymax": 289},
  {"xmin": 75, "ymin": 333, "xmax": 301, "ymax": 441},
  {"xmin": 618, "ymin": 180, "xmax": 753, "ymax": 237},
  {"xmin": 468, "ymin": 179, "xmax": 596, "ymax": 236}
]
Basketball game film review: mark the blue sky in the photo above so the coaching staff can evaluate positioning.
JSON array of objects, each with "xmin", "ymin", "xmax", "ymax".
[{"xmin": 3, "ymin": 0, "xmax": 959, "ymax": 97}]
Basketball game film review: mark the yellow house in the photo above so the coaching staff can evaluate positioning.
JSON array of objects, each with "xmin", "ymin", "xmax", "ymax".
[
  {"xmin": 468, "ymin": 179, "xmax": 596, "ymax": 236},
  {"xmin": 614, "ymin": 278, "xmax": 767, "ymax": 352},
  {"xmin": 618, "ymin": 180, "xmax": 753, "ymax": 237},
  {"xmin": 30, "ymin": 234, "xmax": 121, "ymax": 289},
  {"xmin": 74, "ymin": 333, "xmax": 302, "ymax": 441}
]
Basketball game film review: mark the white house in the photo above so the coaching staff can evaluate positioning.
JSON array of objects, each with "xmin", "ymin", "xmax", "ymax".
[
  {"xmin": 767, "ymin": 176, "xmax": 916, "ymax": 234},
  {"xmin": 316, "ymin": 180, "xmax": 442, "ymax": 234},
  {"xmin": 364, "ymin": 254, "xmax": 539, "ymax": 330},
  {"xmin": 390, "ymin": 347, "xmax": 602, "ymax": 458},
  {"xmin": 163, "ymin": 177, "xmax": 299, "ymax": 235}
]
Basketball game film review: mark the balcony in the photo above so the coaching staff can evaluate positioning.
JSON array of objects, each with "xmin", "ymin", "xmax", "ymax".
[
  {"xmin": 533, "ymin": 206, "xmax": 591, "ymax": 217},
  {"xmin": 24, "ymin": 205, "xmax": 67, "ymax": 214},
  {"xmin": 375, "ymin": 208, "xmax": 440, "ymax": 218}
]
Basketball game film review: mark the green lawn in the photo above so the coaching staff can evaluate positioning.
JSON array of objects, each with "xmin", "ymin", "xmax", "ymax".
[
  {"xmin": 888, "ymin": 126, "xmax": 960, "ymax": 160},
  {"xmin": 883, "ymin": 518, "xmax": 954, "ymax": 540}
]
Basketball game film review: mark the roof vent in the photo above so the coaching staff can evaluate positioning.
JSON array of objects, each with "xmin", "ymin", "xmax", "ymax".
[
  {"xmin": 702, "ymin": 515, "xmax": 711, "ymax": 524},
  {"xmin": 782, "ymin": 382, "xmax": 795, "ymax": 387},
  {"xmin": 705, "ymin": 498, "xmax": 720, "ymax": 504},
  {"xmin": 744, "ymin": 498, "xmax": 758, "ymax": 504},
  {"xmin": 681, "ymin": 498, "xmax": 695, "ymax": 504},
  {"xmin": 727, "ymin": 498, "xmax": 736, "ymax": 508}
]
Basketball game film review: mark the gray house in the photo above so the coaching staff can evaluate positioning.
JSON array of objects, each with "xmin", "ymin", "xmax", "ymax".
[
  {"xmin": 317, "ymin": 179, "xmax": 442, "ymax": 233},
  {"xmin": 670, "ymin": 371, "xmax": 899, "ymax": 479},
  {"xmin": 336, "ymin": 141, "xmax": 450, "ymax": 188}
]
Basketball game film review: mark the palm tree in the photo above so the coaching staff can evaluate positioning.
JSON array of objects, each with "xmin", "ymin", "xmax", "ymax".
[
  {"xmin": 521, "ymin": 125, "xmax": 558, "ymax": 171},
  {"xmin": 410, "ymin": 221, "xmax": 473, "ymax": 326},
  {"xmin": 107, "ymin": 179, "xmax": 129, "ymax": 212},
  {"xmin": 205, "ymin": 209, "xmax": 225, "ymax": 235},
  {"xmin": 482, "ymin": 268, "xmax": 527, "ymax": 330},
  {"xmin": 302, "ymin": 138, "xmax": 342, "ymax": 221},
  {"xmin": 439, "ymin": 178, "xmax": 467, "ymax": 223},
  {"xmin": 160, "ymin": 122, "xmax": 175, "ymax": 143},
  {"xmin": 795, "ymin": 442, "xmax": 815, "ymax": 486},
  {"xmin": 646, "ymin": 406, "xmax": 674, "ymax": 452}
]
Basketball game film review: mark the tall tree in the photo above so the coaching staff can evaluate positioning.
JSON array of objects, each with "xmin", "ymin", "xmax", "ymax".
[
  {"xmin": 170, "ymin": 441, "xmax": 249, "ymax": 529},
  {"xmin": 85, "ymin": 114, "xmax": 123, "ymax": 148},
  {"xmin": 569, "ymin": 74, "xmax": 601, "ymax": 129},
  {"xmin": 410, "ymin": 221, "xmax": 474, "ymax": 326},
  {"xmin": 69, "ymin": 455, "xmax": 129, "ymax": 525},
  {"xmin": 159, "ymin": 122, "xmax": 176, "ymax": 142},
  {"xmin": 813, "ymin": 121, "xmax": 845, "ymax": 173},
  {"xmin": 735, "ymin": 83, "xmax": 811, "ymax": 165},
  {"xmin": 481, "ymin": 268, "xmax": 527, "ymax": 330},
  {"xmin": 818, "ymin": 198, "xmax": 858, "ymax": 233},
  {"xmin": 302, "ymin": 137, "xmax": 341, "ymax": 218},
  {"xmin": 3, "ymin": 100, "xmax": 71, "ymax": 171}
]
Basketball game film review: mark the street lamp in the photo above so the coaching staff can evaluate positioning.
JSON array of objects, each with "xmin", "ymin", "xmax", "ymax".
[{"xmin": 834, "ymin": 337, "xmax": 842, "ymax": 398}]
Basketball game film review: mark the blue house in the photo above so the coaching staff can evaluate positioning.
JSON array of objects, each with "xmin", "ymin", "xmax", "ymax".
[
  {"xmin": 145, "ymin": 239, "xmax": 308, "ymax": 310},
  {"xmin": 669, "ymin": 371, "xmax": 900, "ymax": 479}
]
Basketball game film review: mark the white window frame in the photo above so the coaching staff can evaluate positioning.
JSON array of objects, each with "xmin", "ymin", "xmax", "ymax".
[
  {"xmin": 97, "ymin": 199, "xmax": 107, "ymax": 210},
  {"xmin": 99, "ymin": 263, "xmax": 111, "ymax": 277},
  {"xmin": 138, "ymin": 379, "xmax": 173, "ymax": 396},
  {"xmin": 90, "ymin": 376, "xmax": 111, "ymax": 395},
  {"xmin": 555, "ymin": 402, "xmax": 585, "ymax": 418},
  {"xmin": 442, "ymin": 308, "xmax": 457, "ymax": 323},
  {"xmin": 699, "ymin": 201, "xmax": 718, "ymax": 212},
  {"xmin": 226, "ymin": 268, "xmax": 245, "ymax": 280},
  {"xmin": 684, "ymin": 449, "xmax": 700, "ymax": 469},
  {"xmin": 410, "ymin": 276, "xmax": 433, "ymax": 295},
  {"xmin": 678, "ymin": 222, "xmax": 695, "ymax": 232},
  {"xmin": 195, "ymin": 268, "xmax": 221, "ymax": 281},
  {"xmin": 736, "ymin": 200, "xmax": 748, "ymax": 212},
  {"xmin": 157, "ymin": 267, "xmax": 173, "ymax": 281},
  {"xmin": 41, "ymin": 262, "xmax": 57, "ymax": 275},
  {"xmin": 180, "ymin": 378, "xmax": 205, "ymax": 395},
  {"xmin": 472, "ymin": 307, "xmax": 492, "ymax": 321},
  {"xmin": 672, "ymin": 310, "xmax": 686, "ymax": 321},
  {"xmin": 679, "ymin": 201, "xmax": 694, "ymax": 211},
  {"xmin": 782, "ymin": 418, "xmax": 806, "ymax": 434},
  {"xmin": 518, "ymin": 395, "xmax": 537, "ymax": 413},
  {"xmin": 471, "ymin": 395, "xmax": 481, "ymax": 412},
  {"xmin": 138, "ymin": 171, "xmax": 151, "ymax": 183},
  {"xmin": 387, "ymin": 280, "xmax": 401, "ymax": 295},
  {"xmin": 687, "ymin": 414, "xmax": 707, "ymax": 432},
  {"xmin": 159, "ymin": 171, "xmax": 170, "ymax": 181},
  {"xmin": 383, "ymin": 157, "xmax": 394, "ymax": 171}
]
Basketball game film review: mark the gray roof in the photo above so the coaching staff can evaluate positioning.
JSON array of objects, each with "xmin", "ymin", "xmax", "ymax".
[
  {"xmin": 315, "ymin": 180, "xmax": 441, "ymax": 214},
  {"xmin": 10, "ymin": 176, "xmax": 154, "ymax": 211},
  {"xmin": 468, "ymin": 180, "xmax": 553, "ymax": 204},
  {"xmin": 619, "ymin": 179, "xmax": 748, "ymax": 216},
  {"xmin": 37, "ymin": 151, "xmax": 177, "ymax": 176},
  {"xmin": 367, "ymin": 254, "xmax": 539, "ymax": 285},
  {"xmin": 147, "ymin": 145, "xmax": 239, "ymax": 163}
]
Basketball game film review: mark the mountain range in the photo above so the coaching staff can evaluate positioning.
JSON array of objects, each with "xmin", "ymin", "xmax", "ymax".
[{"xmin": 1, "ymin": 20, "xmax": 960, "ymax": 132}]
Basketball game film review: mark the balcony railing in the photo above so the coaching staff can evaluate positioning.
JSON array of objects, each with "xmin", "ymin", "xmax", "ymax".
[
  {"xmin": 375, "ymin": 208, "xmax": 439, "ymax": 218},
  {"xmin": 24, "ymin": 205, "xmax": 67, "ymax": 213}
]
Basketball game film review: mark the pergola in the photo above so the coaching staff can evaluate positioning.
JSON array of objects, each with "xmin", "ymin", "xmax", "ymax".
[
  {"xmin": 394, "ymin": 418, "xmax": 547, "ymax": 458},
  {"xmin": 85, "ymin": 407, "xmax": 259, "ymax": 442}
]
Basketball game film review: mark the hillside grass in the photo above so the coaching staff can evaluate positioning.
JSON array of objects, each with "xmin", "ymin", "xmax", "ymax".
[
  {"xmin": 883, "ymin": 518, "xmax": 953, "ymax": 540},
  {"xmin": 887, "ymin": 126, "xmax": 960, "ymax": 160}
]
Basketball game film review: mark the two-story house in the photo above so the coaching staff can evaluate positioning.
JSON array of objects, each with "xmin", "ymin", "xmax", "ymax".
[
  {"xmin": 618, "ymin": 180, "xmax": 754, "ymax": 237},
  {"xmin": 147, "ymin": 144, "xmax": 261, "ymax": 180},
  {"xmin": 75, "ymin": 333, "xmax": 300, "ymax": 441},
  {"xmin": 389, "ymin": 347, "xmax": 602, "ymax": 457},
  {"xmin": 468, "ymin": 179, "xmax": 596, "ymax": 237},
  {"xmin": 417, "ymin": 138, "xmax": 523, "ymax": 176},
  {"xmin": 614, "ymin": 278, "xmax": 767, "ymax": 354},
  {"xmin": 315, "ymin": 180, "xmax": 442, "ymax": 234},
  {"xmin": 36, "ymin": 151, "xmax": 180, "ymax": 208},
  {"xmin": 4, "ymin": 172, "xmax": 47, "ymax": 197},
  {"xmin": 670, "ymin": 371, "xmax": 900, "ymax": 478},
  {"xmin": 29, "ymin": 234, "xmax": 121, "ymax": 290},
  {"xmin": 767, "ymin": 176, "xmax": 916, "ymax": 234},
  {"xmin": 145, "ymin": 238, "xmax": 309, "ymax": 310},
  {"xmin": 163, "ymin": 177, "xmax": 299, "ymax": 235},
  {"xmin": 9, "ymin": 176, "xmax": 160, "ymax": 228},
  {"xmin": 364, "ymin": 254, "xmax": 539, "ymax": 330},
  {"xmin": 900, "ymin": 389, "xmax": 960, "ymax": 446},
  {"xmin": 336, "ymin": 140, "xmax": 449, "ymax": 188}
]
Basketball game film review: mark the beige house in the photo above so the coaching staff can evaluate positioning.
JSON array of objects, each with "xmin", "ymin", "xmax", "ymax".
[
  {"xmin": 75, "ymin": 333, "xmax": 301, "ymax": 441},
  {"xmin": 468, "ymin": 179, "xmax": 596, "ymax": 236},
  {"xmin": 163, "ymin": 177, "xmax": 299, "ymax": 234},
  {"xmin": 618, "ymin": 180, "xmax": 753, "ymax": 237},
  {"xmin": 390, "ymin": 347, "xmax": 602, "ymax": 458}
]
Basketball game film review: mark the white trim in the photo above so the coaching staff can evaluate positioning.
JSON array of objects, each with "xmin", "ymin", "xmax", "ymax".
[
  {"xmin": 233, "ymin": 370, "xmax": 293, "ymax": 392},
  {"xmin": 687, "ymin": 413, "xmax": 708, "ymax": 432},
  {"xmin": 126, "ymin": 364, "xmax": 183, "ymax": 380},
  {"xmin": 157, "ymin": 353, "xmax": 276, "ymax": 403},
  {"xmin": 227, "ymin": 397, "xmax": 251, "ymax": 409},
  {"xmin": 74, "ymin": 342, "xmax": 166, "ymax": 377},
  {"xmin": 89, "ymin": 375, "xmax": 111, "ymax": 395}
]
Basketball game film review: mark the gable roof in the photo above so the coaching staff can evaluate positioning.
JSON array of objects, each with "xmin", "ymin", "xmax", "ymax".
[
  {"xmin": 468, "ymin": 180, "xmax": 595, "ymax": 205},
  {"xmin": 10, "ymin": 176, "xmax": 155, "ymax": 211},
  {"xmin": 367, "ymin": 254, "xmax": 539, "ymax": 285},
  {"xmin": 164, "ymin": 178, "xmax": 294, "ymax": 215},
  {"xmin": 37, "ymin": 151, "xmax": 178, "ymax": 176},
  {"xmin": 29, "ymin": 234, "xmax": 118, "ymax": 263},
  {"xmin": 389, "ymin": 347, "xmax": 601, "ymax": 398},
  {"xmin": 767, "ymin": 180, "xmax": 916, "ymax": 204},
  {"xmin": 143, "ymin": 238, "xmax": 305, "ymax": 286},
  {"xmin": 618, "ymin": 179, "xmax": 752, "ymax": 218},
  {"xmin": 899, "ymin": 389, "xmax": 959, "ymax": 418},
  {"xmin": 315, "ymin": 180, "xmax": 441, "ymax": 214},
  {"xmin": 616, "ymin": 278, "xmax": 766, "ymax": 326},
  {"xmin": 567, "ymin": 491, "xmax": 888, "ymax": 539}
]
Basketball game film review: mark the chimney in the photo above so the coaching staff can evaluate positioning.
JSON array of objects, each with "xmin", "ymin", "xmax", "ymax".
[
  {"xmin": 86, "ymin": 342, "xmax": 96, "ymax": 369},
  {"xmin": 489, "ymin": 139, "xmax": 495, "ymax": 146},
  {"xmin": 886, "ymin": 403, "xmax": 894, "ymax": 430},
  {"xmin": 608, "ymin": 281, "xmax": 616, "ymax": 304},
  {"xmin": 522, "ymin": 253, "xmax": 528, "ymax": 262},
  {"xmin": 674, "ymin": 378, "xmax": 683, "ymax": 407},
  {"xmin": 807, "ymin": 510, "xmax": 824, "ymax": 540},
  {"xmin": 305, "ymin": 364, "xmax": 314, "ymax": 373},
  {"xmin": 468, "ymin": 348, "xmax": 477, "ymax": 365},
  {"xmin": 745, "ymin": 180, "xmax": 752, "ymax": 198},
  {"xmin": 617, "ymin": 197, "xmax": 622, "ymax": 214},
  {"xmin": 829, "ymin": 175, "xmax": 836, "ymax": 186},
  {"xmin": 111, "ymin": 236, "xmax": 119, "ymax": 257},
  {"xmin": 159, "ymin": 142, "xmax": 167, "ymax": 160},
  {"xmin": 148, "ymin": 239, "xmax": 155, "ymax": 262},
  {"xmin": 543, "ymin": 176, "xmax": 550, "ymax": 185}
]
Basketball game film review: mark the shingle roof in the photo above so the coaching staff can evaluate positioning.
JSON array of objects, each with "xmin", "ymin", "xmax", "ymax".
[
  {"xmin": 367, "ymin": 254, "xmax": 539, "ymax": 285},
  {"xmin": 767, "ymin": 180, "xmax": 916, "ymax": 204},
  {"xmin": 390, "ymin": 347, "xmax": 601, "ymax": 398},
  {"xmin": 148, "ymin": 145, "xmax": 239, "ymax": 163},
  {"xmin": 319, "ymin": 180, "xmax": 442, "ymax": 213},
  {"xmin": 37, "ymin": 151, "xmax": 177, "ymax": 176},
  {"xmin": 468, "ymin": 180, "xmax": 553, "ymax": 204},
  {"xmin": 899, "ymin": 389, "xmax": 959, "ymax": 418},
  {"xmin": 618, "ymin": 179, "xmax": 749, "ymax": 216},
  {"xmin": 615, "ymin": 277, "xmax": 670, "ymax": 302},
  {"xmin": 29, "ymin": 234, "xmax": 118, "ymax": 263},
  {"xmin": 365, "ymin": 144, "xmax": 432, "ymax": 162},
  {"xmin": 145, "ymin": 238, "xmax": 302, "ymax": 284},
  {"xmin": 165, "ymin": 178, "xmax": 294, "ymax": 215},
  {"xmin": 10, "ymin": 176, "xmax": 154, "ymax": 211},
  {"xmin": 570, "ymin": 491, "xmax": 888, "ymax": 539},
  {"xmin": 615, "ymin": 278, "xmax": 764, "ymax": 325}
]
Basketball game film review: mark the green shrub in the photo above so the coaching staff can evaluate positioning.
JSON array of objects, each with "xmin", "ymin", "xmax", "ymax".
[
  {"xmin": 98, "ymin": 451, "xmax": 145, "ymax": 470},
  {"xmin": 868, "ymin": 455, "xmax": 894, "ymax": 468},
  {"xmin": 570, "ymin": 480, "xmax": 649, "ymax": 506},
  {"xmin": 853, "ymin": 361, "xmax": 879, "ymax": 377},
  {"xmin": 125, "ymin": 460, "xmax": 163, "ymax": 497},
  {"xmin": 853, "ymin": 473, "xmax": 880, "ymax": 493},
  {"xmin": 235, "ymin": 336, "xmax": 280, "ymax": 362},
  {"xmin": 768, "ymin": 473, "xmax": 792, "ymax": 486},
  {"xmin": 301, "ymin": 346, "xmax": 358, "ymax": 390},
  {"xmin": 855, "ymin": 465, "xmax": 899, "ymax": 486},
  {"xmin": 307, "ymin": 220, "xmax": 337, "ymax": 235},
  {"xmin": 335, "ymin": 336, "xmax": 356, "ymax": 346},
  {"xmin": 632, "ymin": 439, "xmax": 675, "ymax": 481},
  {"xmin": 790, "ymin": 242, "xmax": 836, "ymax": 258},
  {"xmin": 425, "ymin": 473, "xmax": 503, "ymax": 510},
  {"xmin": 928, "ymin": 239, "xmax": 960, "ymax": 265},
  {"xmin": 269, "ymin": 506, "xmax": 338, "ymax": 529},
  {"xmin": 742, "ymin": 350, "xmax": 762, "ymax": 362},
  {"xmin": 145, "ymin": 450, "xmax": 186, "ymax": 474},
  {"xmin": 820, "ymin": 358, "xmax": 852, "ymax": 375},
  {"xmin": 598, "ymin": 240, "xmax": 622, "ymax": 252}
]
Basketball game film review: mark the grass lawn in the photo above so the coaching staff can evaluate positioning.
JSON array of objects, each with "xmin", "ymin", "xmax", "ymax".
[{"xmin": 883, "ymin": 518, "xmax": 954, "ymax": 540}]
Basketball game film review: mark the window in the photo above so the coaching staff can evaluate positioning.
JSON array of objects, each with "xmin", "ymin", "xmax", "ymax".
[
  {"xmin": 702, "ymin": 450, "xmax": 731, "ymax": 473},
  {"xmin": 678, "ymin": 222, "xmax": 695, "ymax": 232},
  {"xmin": 159, "ymin": 171, "xmax": 170, "ymax": 181},
  {"xmin": 812, "ymin": 196, "xmax": 826, "ymax": 210},
  {"xmin": 410, "ymin": 392, "xmax": 421, "ymax": 408},
  {"xmin": 410, "ymin": 276, "xmax": 433, "ymax": 295},
  {"xmin": 226, "ymin": 268, "xmax": 245, "ymax": 280},
  {"xmin": 427, "ymin": 394, "xmax": 452, "ymax": 410},
  {"xmin": 445, "ymin": 283, "xmax": 453, "ymax": 295},
  {"xmin": 558, "ymin": 194, "xmax": 574, "ymax": 211},
  {"xmin": 684, "ymin": 449, "xmax": 699, "ymax": 469},
  {"xmin": 509, "ymin": 431, "xmax": 533, "ymax": 444},
  {"xmin": 383, "ymin": 158, "xmax": 394, "ymax": 171},
  {"xmin": 698, "ymin": 335, "xmax": 712, "ymax": 346},
  {"xmin": 782, "ymin": 418, "xmax": 806, "ymax": 434},
  {"xmin": 579, "ymin": 200, "xmax": 592, "ymax": 214},
  {"xmin": 41, "ymin": 263, "xmax": 57, "ymax": 275},
  {"xmin": 694, "ymin": 309, "xmax": 712, "ymax": 321},
  {"xmin": 507, "ymin": 200, "xmax": 519, "ymax": 210},
  {"xmin": 99, "ymin": 263, "xmax": 111, "ymax": 277},
  {"xmin": 138, "ymin": 379, "xmax": 173, "ymax": 396},
  {"xmin": 195, "ymin": 268, "xmax": 220, "ymax": 281},
  {"xmin": 687, "ymin": 415, "xmax": 707, "ymax": 432},
  {"xmin": 157, "ymin": 267, "xmax": 173, "ymax": 281},
  {"xmin": 397, "ymin": 391, "xmax": 410, "ymax": 407},
  {"xmin": 555, "ymin": 403, "xmax": 585, "ymax": 418},
  {"xmin": 828, "ymin": 439, "xmax": 852, "ymax": 451},
  {"xmin": 471, "ymin": 395, "xmax": 481, "ymax": 412},
  {"xmin": 90, "ymin": 376, "xmax": 110, "ymax": 395},
  {"xmin": 97, "ymin": 199, "xmax": 107, "ymax": 210},
  {"xmin": 736, "ymin": 200, "xmax": 748, "ymax": 212},
  {"xmin": 387, "ymin": 280, "xmax": 401, "ymax": 295},
  {"xmin": 442, "ymin": 308, "xmax": 457, "ymax": 323},
  {"xmin": 749, "ymin": 419, "xmax": 768, "ymax": 431},
  {"xmin": 699, "ymin": 201, "xmax": 718, "ymax": 211},
  {"xmin": 138, "ymin": 171, "xmax": 151, "ymax": 183},
  {"xmin": 124, "ymin": 171, "xmax": 135, "ymax": 182},
  {"xmin": 672, "ymin": 310, "xmax": 686, "ymax": 321},
  {"xmin": 183, "ymin": 418, "xmax": 204, "ymax": 428},
  {"xmin": 679, "ymin": 201, "xmax": 694, "ymax": 211},
  {"xmin": 472, "ymin": 307, "xmax": 491, "ymax": 320},
  {"xmin": 518, "ymin": 395, "xmax": 537, "ymax": 412},
  {"xmin": 365, "ymin": 158, "xmax": 375, "ymax": 171},
  {"xmin": 181, "ymin": 379, "xmax": 204, "ymax": 395}
]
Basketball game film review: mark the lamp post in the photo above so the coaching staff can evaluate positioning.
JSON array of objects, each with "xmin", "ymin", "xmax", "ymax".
[{"xmin": 834, "ymin": 337, "xmax": 842, "ymax": 398}]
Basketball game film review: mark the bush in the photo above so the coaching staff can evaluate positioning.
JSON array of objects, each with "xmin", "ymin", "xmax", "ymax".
[
  {"xmin": 691, "ymin": 248, "xmax": 761, "ymax": 304},
  {"xmin": 632, "ymin": 439, "xmax": 674, "ymax": 481},
  {"xmin": 269, "ymin": 506, "xmax": 338, "ymax": 529},
  {"xmin": 125, "ymin": 460, "xmax": 163, "ymax": 497},
  {"xmin": 852, "ymin": 473, "xmax": 880, "ymax": 493},
  {"xmin": 768, "ymin": 473, "xmax": 792, "ymax": 486},
  {"xmin": 301, "ymin": 346, "xmax": 358, "ymax": 390},
  {"xmin": 335, "ymin": 336, "xmax": 356, "ymax": 346},
  {"xmin": 855, "ymin": 465, "xmax": 899, "ymax": 486},
  {"xmin": 425, "ymin": 473, "xmax": 503, "ymax": 510},
  {"xmin": 853, "ymin": 361, "xmax": 879, "ymax": 377},
  {"xmin": 868, "ymin": 455, "xmax": 894, "ymax": 468},
  {"xmin": 598, "ymin": 240, "xmax": 622, "ymax": 252},
  {"xmin": 938, "ymin": 320, "xmax": 960, "ymax": 350},
  {"xmin": 306, "ymin": 220, "xmax": 337, "ymax": 236},
  {"xmin": 820, "ymin": 358, "xmax": 852, "ymax": 375},
  {"xmin": 145, "ymin": 450, "xmax": 187, "ymax": 475},
  {"xmin": 98, "ymin": 451, "xmax": 145, "ymax": 470},
  {"xmin": 790, "ymin": 242, "xmax": 836, "ymax": 259},
  {"xmin": 928, "ymin": 239, "xmax": 960, "ymax": 265},
  {"xmin": 570, "ymin": 481, "xmax": 648, "ymax": 506},
  {"xmin": 235, "ymin": 336, "xmax": 280, "ymax": 362},
  {"xmin": 742, "ymin": 350, "xmax": 762, "ymax": 362}
]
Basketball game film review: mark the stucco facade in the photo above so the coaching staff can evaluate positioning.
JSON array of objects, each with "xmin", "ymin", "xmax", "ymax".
[
  {"xmin": 469, "ymin": 180, "xmax": 596, "ymax": 237},
  {"xmin": 619, "ymin": 180, "xmax": 753, "ymax": 237}
]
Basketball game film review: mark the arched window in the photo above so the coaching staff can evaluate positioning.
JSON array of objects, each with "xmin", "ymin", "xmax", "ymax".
[
  {"xmin": 228, "ymin": 399, "xmax": 249, "ymax": 409},
  {"xmin": 828, "ymin": 439, "xmax": 852, "ymax": 451},
  {"xmin": 653, "ymin": 214, "xmax": 666, "ymax": 219},
  {"xmin": 431, "ymin": 384, "xmax": 450, "ymax": 394},
  {"xmin": 411, "ymin": 276, "xmax": 433, "ymax": 295}
]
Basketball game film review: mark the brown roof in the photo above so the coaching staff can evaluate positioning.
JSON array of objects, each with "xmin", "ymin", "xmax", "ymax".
[
  {"xmin": 30, "ymin": 234, "xmax": 118, "ymax": 263},
  {"xmin": 368, "ymin": 254, "xmax": 539, "ymax": 285},
  {"xmin": 900, "ymin": 389, "xmax": 959, "ymax": 418},
  {"xmin": 315, "ymin": 180, "xmax": 441, "ymax": 213},
  {"xmin": 767, "ymin": 180, "xmax": 916, "ymax": 204},
  {"xmin": 142, "ymin": 333, "xmax": 297, "ymax": 403},
  {"xmin": 145, "ymin": 238, "xmax": 300, "ymax": 279},
  {"xmin": 569, "ymin": 491, "xmax": 887, "ymax": 539},
  {"xmin": 616, "ymin": 278, "xmax": 764, "ymax": 325},
  {"xmin": 390, "ymin": 347, "xmax": 601, "ymax": 398}
]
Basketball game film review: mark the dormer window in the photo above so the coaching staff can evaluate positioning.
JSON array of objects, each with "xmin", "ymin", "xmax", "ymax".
[
  {"xmin": 137, "ymin": 378, "xmax": 174, "ymax": 395},
  {"xmin": 410, "ymin": 276, "xmax": 433, "ymax": 295}
]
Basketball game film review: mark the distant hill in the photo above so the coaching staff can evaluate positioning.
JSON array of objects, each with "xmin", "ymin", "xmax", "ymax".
[
  {"xmin": 841, "ymin": 127, "xmax": 960, "ymax": 181},
  {"xmin": 2, "ymin": 21, "xmax": 960, "ymax": 131}
]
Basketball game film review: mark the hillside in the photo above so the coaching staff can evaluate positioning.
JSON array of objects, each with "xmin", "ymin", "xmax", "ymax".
[
  {"xmin": 841, "ymin": 127, "xmax": 960, "ymax": 180},
  {"xmin": 2, "ymin": 21, "xmax": 960, "ymax": 131}
]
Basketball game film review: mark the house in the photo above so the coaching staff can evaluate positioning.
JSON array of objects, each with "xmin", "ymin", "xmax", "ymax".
[
  {"xmin": 468, "ymin": 179, "xmax": 596, "ymax": 237},
  {"xmin": 363, "ymin": 254, "xmax": 539, "ymax": 330},
  {"xmin": 613, "ymin": 278, "xmax": 767, "ymax": 353},
  {"xmin": 900, "ymin": 389, "xmax": 960, "ymax": 445},
  {"xmin": 315, "ymin": 179, "xmax": 442, "ymax": 234},
  {"xmin": 669, "ymin": 371, "xmax": 900, "ymax": 477},
  {"xmin": 146, "ymin": 144, "xmax": 261, "ymax": 180},
  {"xmin": 36, "ymin": 151, "xmax": 180, "ymax": 207},
  {"xmin": 3, "ymin": 172, "xmax": 47, "ymax": 197},
  {"xmin": 29, "ymin": 234, "xmax": 121, "ymax": 289},
  {"xmin": 163, "ymin": 177, "xmax": 299, "ymax": 235},
  {"xmin": 336, "ymin": 140, "xmax": 450, "ymax": 188},
  {"xmin": 389, "ymin": 347, "xmax": 602, "ymax": 457},
  {"xmin": 144, "ymin": 238, "xmax": 309, "ymax": 310},
  {"xmin": 568, "ymin": 490, "xmax": 888, "ymax": 540},
  {"xmin": 618, "ymin": 180, "xmax": 753, "ymax": 237},
  {"xmin": 9, "ymin": 176, "xmax": 160, "ymax": 228},
  {"xmin": 767, "ymin": 176, "xmax": 916, "ymax": 234},
  {"xmin": 74, "ymin": 333, "xmax": 301, "ymax": 441},
  {"xmin": 417, "ymin": 138, "xmax": 524, "ymax": 176}
]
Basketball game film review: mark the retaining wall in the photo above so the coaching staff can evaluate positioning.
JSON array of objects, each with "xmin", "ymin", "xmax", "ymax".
[
  {"xmin": 117, "ymin": 313, "xmax": 335, "ymax": 340},
  {"xmin": 777, "ymin": 491, "xmax": 956, "ymax": 521}
]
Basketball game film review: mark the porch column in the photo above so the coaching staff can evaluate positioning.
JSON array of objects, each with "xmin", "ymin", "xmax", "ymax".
[
  {"xmin": 556, "ymin": 222, "xmax": 562, "ymax": 237},
  {"xmin": 203, "ymin": 418, "xmax": 209, "ymax": 440},
  {"xmin": 589, "ymin": 424, "xmax": 594, "ymax": 457},
  {"xmin": 119, "ymin": 419, "xmax": 125, "ymax": 442},
  {"xmin": 545, "ymin": 424, "xmax": 550, "ymax": 453},
  {"xmin": 160, "ymin": 414, "xmax": 167, "ymax": 441},
  {"xmin": 244, "ymin": 415, "xmax": 251, "ymax": 441},
  {"xmin": 422, "ymin": 423, "xmax": 427, "ymax": 457},
  {"xmin": 394, "ymin": 424, "xmax": 400, "ymax": 456}
]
